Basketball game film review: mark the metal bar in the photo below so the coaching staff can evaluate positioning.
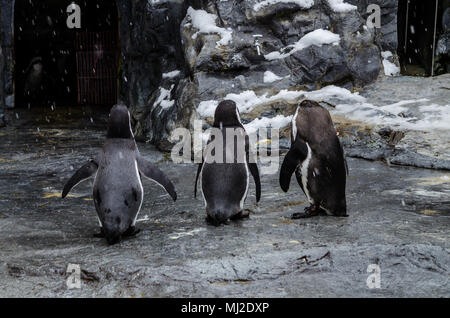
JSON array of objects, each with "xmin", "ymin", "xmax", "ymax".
[
  {"xmin": 431, "ymin": 0, "xmax": 439, "ymax": 76},
  {"xmin": 404, "ymin": 0, "xmax": 410, "ymax": 53}
]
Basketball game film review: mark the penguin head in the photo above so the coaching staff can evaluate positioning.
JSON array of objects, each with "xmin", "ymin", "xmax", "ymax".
[
  {"xmin": 323, "ymin": 196, "xmax": 347, "ymax": 217},
  {"xmin": 101, "ymin": 210, "xmax": 133, "ymax": 245},
  {"xmin": 213, "ymin": 100, "xmax": 243, "ymax": 128},
  {"xmin": 334, "ymin": 199, "xmax": 347, "ymax": 217},
  {"xmin": 206, "ymin": 205, "xmax": 238, "ymax": 226},
  {"xmin": 107, "ymin": 104, "xmax": 134, "ymax": 139}
]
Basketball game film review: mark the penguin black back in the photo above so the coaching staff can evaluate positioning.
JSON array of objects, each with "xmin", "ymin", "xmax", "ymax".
[{"xmin": 195, "ymin": 99, "xmax": 261, "ymax": 226}]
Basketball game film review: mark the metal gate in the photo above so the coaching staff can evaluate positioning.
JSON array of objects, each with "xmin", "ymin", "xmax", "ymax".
[{"xmin": 75, "ymin": 31, "xmax": 119, "ymax": 105}]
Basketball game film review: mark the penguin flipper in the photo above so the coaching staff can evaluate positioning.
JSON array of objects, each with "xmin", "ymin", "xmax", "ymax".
[
  {"xmin": 279, "ymin": 137, "xmax": 308, "ymax": 192},
  {"xmin": 62, "ymin": 160, "xmax": 98, "ymax": 198},
  {"xmin": 248, "ymin": 162, "xmax": 261, "ymax": 202},
  {"xmin": 136, "ymin": 156, "xmax": 177, "ymax": 201},
  {"xmin": 194, "ymin": 162, "xmax": 203, "ymax": 199}
]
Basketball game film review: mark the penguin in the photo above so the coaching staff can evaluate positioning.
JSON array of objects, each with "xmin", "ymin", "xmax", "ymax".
[
  {"xmin": 279, "ymin": 100, "xmax": 348, "ymax": 218},
  {"xmin": 23, "ymin": 57, "xmax": 45, "ymax": 102},
  {"xmin": 62, "ymin": 105, "xmax": 177, "ymax": 244},
  {"xmin": 194, "ymin": 100, "xmax": 261, "ymax": 226}
]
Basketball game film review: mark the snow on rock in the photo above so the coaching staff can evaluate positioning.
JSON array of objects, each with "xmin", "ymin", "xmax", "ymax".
[
  {"xmin": 186, "ymin": 7, "xmax": 233, "ymax": 47},
  {"xmin": 326, "ymin": 0, "xmax": 357, "ymax": 13},
  {"xmin": 162, "ymin": 70, "xmax": 181, "ymax": 79},
  {"xmin": 197, "ymin": 90, "xmax": 302, "ymax": 118},
  {"xmin": 245, "ymin": 115, "xmax": 293, "ymax": 135},
  {"xmin": 254, "ymin": 0, "xmax": 314, "ymax": 11},
  {"xmin": 332, "ymin": 94, "xmax": 449, "ymax": 132},
  {"xmin": 381, "ymin": 51, "xmax": 400, "ymax": 76},
  {"xmin": 265, "ymin": 29, "xmax": 340, "ymax": 60},
  {"xmin": 302, "ymin": 85, "xmax": 365, "ymax": 103},
  {"xmin": 155, "ymin": 85, "xmax": 175, "ymax": 109},
  {"xmin": 263, "ymin": 71, "xmax": 288, "ymax": 83},
  {"xmin": 197, "ymin": 84, "xmax": 449, "ymax": 133},
  {"xmin": 197, "ymin": 85, "xmax": 364, "ymax": 118}
]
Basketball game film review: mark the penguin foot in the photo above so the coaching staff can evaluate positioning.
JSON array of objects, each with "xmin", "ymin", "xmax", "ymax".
[
  {"xmin": 292, "ymin": 205, "xmax": 324, "ymax": 219},
  {"xmin": 93, "ymin": 228, "xmax": 105, "ymax": 238},
  {"xmin": 123, "ymin": 226, "xmax": 141, "ymax": 237},
  {"xmin": 230, "ymin": 209, "xmax": 251, "ymax": 220}
]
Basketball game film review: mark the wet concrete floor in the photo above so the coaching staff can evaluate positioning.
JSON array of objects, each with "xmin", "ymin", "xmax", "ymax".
[{"xmin": 0, "ymin": 106, "xmax": 448, "ymax": 297}]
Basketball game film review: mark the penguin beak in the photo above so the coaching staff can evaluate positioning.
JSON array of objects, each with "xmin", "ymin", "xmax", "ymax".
[{"xmin": 105, "ymin": 233, "xmax": 122, "ymax": 245}]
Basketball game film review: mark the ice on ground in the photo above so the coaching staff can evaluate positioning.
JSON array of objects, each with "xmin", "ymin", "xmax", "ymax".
[
  {"xmin": 186, "ymin": 7, "xmax": 233, "ymax": 47},
  {"xmin": 253, "ymin": 0, "xmax": 314, "ymax": 11},
  {"xmin": 381, "ymin": 51, "xmax": 400, "ymax": 76},
  {"xmin": 169, "ymin": 228, "xmax": 205, "ymax": 240},
  {"xmin": 326, "ymin": 0, "xmax": 357, "ymax": 13},
  {"xmin": 264, "ymin": 71, "xmax": 289, "ymax": 83},
  {"xmin": 154, "ymin": 85, "xmax": 175, "ymax": 109},
  {"xmin": 162, "ymin": 70, "xmax": 181, "ymax": 79},
  {"xmin": 265, "ymin": 29, "xmax": 340, "ymax": 60}
]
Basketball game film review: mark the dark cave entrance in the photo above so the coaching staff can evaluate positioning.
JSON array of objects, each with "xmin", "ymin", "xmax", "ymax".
[
  {"xmin": 397, "ymin": 0, "xmax": 449, "ymax": 76},
  {"xmin": 13, "ymin": 0, "xmax": 120, "ymax": 108}
]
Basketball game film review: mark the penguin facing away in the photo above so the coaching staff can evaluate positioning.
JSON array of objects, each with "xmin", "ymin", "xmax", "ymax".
[
  {"xmin": 62, "ymin": 105, "xmax": 177, "ymax": 244},
  {"xmin": 195, "ymin": 100, "xmax": 261, "ymax": 226},
  {"xmin": 279, "ymin": 100, "xmax": 348, "ymax": 218}
]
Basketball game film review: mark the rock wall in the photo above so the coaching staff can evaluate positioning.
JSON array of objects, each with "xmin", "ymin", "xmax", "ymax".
[
  {"xmin": 0, "ymin": 0, "xmax": 385, "ymax": 150},
  {"xmin": 117, "ymin": 0, "xmax": 199, "ymax": 150}
]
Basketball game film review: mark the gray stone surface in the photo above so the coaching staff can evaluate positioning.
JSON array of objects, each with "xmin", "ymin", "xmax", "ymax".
[
  {"xmin": 0, "ymin": 109, "xmax": 448, "ymax": 297},
  {"xmin": 347, "ymin": 0, "xmax": 398, "ymax": 52}
]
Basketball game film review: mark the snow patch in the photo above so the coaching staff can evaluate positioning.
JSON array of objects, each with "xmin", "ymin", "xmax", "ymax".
[
  {"xmin": 162, "ymin": 70, "xmax": 181, "ymax": 79},
  {"xmin": 198, "ymin": 85, "xmax": 449, "ymax": 133},
  {"xmin": 330, "ymin": 91, "xmax": 449, "ymax": 131},
  {"xmin": 244, "ymin": 115, "xmax": 293, "ymax": 135},
  {"xmin": 265, "ymin": 29, "xmax": 340, "ymax": 60},
  {"xmin": 186, "ymin": 7, "xmax": 233, "ymax": 47},
  {"xmin": 264, "ymin": 71, "xmax": 289, "ymax": 83},
  {"xmin": 381, "ymin": 51, "xmax": 400, "ymax": 76},
  {"xmin": 197, "ymin": 85, "xmax": 364, "ymax": 118},
  {"xmin": 326, "ymin": 0, "xmax": 357, "ymax": 13},
  {"xmin": 154, "ymin": 85, "xmax": 175, "ymax": 109},
  {"xmin": 254, "ymin": 0, "xmax": 314, "ymax": 11},
  {"xmin": 197, "ymin": 90, "xmax": 301, "ymax": 118}
]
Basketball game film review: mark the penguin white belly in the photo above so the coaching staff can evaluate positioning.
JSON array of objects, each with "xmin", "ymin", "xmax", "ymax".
[
  {"xmin": 239, "ymin": 160, "xmax": 250, "ymax": 210},
  {"xmin": 300, "ymin": 143, "xmax": 313, "ymax": 204},
  {"xmin": 131, "ymin": 160, "xmax": 144, "ymax": 226}
]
